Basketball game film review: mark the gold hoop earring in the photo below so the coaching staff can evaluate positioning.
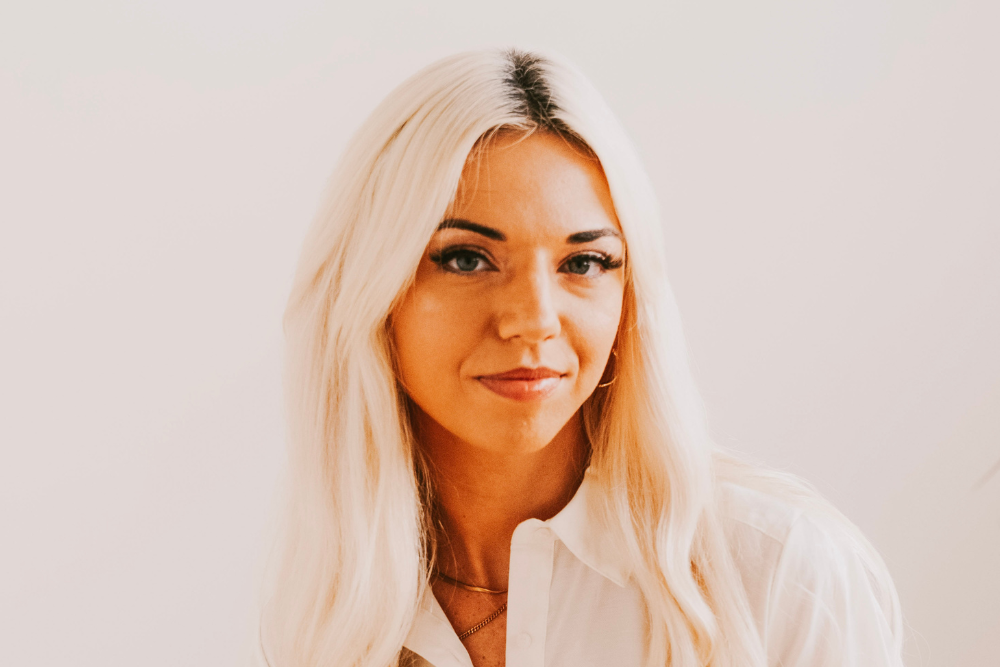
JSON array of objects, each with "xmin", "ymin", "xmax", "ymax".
[{"xmin": 597, "ymin": 348, "xmax": 618, "ymax": 388}]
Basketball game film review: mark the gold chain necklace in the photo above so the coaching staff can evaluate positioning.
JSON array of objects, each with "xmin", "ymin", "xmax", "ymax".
[
  {"xmin": 433, "ymin": 569, "xmax": 509, "ymax": 639},
  {"xmin": 433, "ymin": 569, "xmax": 507, "ymax": 594},
  {"xmin": 457, "ymin": 601, "xmax": 507, "ymax": 640}
]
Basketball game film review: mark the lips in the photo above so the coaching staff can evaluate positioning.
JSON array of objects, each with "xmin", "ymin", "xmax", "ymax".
[{"xmin": 476, "ymin": 367, "xmax": 565, "ymax": 401}]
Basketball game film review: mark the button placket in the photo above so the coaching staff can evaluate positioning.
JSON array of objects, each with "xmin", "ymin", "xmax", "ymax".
[{"xmin": 505, "ymin": 521, "xmax": 555, "ymax": 667}]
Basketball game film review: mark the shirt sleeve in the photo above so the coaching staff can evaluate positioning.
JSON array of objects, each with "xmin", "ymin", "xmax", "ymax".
[{"xmin": 765, "ymin": 511, "xmax": 903, "ymax": 667}]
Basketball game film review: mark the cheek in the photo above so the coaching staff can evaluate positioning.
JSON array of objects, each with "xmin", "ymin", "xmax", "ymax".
[
  {"xmin": 572, "ymin": 288, "xmax": 624, "ymax": 382},
  {"xmin": 392, "ymin": 288, "xmax": 480, "ymax": 399}
]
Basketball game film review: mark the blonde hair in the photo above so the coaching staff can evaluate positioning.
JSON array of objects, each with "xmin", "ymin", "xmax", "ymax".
[{"xmin": 264, "ymin": 48, "xmax": 903, "ymax": 666}]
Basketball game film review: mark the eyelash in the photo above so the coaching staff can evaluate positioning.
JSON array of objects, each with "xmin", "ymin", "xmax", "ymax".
[{"xmin": 429, "ymin": 246, "xmax": 624, "ymax": 276}]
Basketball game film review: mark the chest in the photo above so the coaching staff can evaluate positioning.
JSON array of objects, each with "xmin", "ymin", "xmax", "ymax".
[{"xmin": 404, "ymin": 537, "xmax": 647, "ymax": 667}]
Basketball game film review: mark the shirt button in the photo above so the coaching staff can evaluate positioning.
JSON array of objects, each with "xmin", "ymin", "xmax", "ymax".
[{"xmin": 516, "ymin": 633, "xmax": 532, "ymax": 648}]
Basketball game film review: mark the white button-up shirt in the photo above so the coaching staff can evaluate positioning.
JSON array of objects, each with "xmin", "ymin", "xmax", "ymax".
[{"xmin": 401, "ymin": 471, "xmax": 901, "ymax": 666}]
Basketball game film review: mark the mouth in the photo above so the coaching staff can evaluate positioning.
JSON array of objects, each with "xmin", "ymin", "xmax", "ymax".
[{"xmin": 476, "ymin": 367, "xmax": 565, "ymax": 401}]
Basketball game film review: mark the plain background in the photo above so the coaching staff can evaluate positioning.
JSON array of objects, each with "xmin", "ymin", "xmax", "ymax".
[{"xmin": 1, "ymin": 0, "xmax": 997, "ymax": 665}]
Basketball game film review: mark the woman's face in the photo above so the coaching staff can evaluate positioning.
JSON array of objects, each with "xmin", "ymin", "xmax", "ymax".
[{"xmin": 392, "ymin": 131, "xmax": 625, "ymax": 455}]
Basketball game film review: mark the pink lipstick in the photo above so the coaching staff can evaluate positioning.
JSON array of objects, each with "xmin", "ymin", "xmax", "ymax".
[{"xmin": 477, "ymin": 367, "xmax": 564, "ymax": 401}]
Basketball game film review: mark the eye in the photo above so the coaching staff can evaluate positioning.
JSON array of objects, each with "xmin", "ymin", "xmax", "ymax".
[
  {"xmin": 429, "ymin": 247, "xmax": 496, "ymax": 274},
  {"xmin": 560, "ymin": 252, "xmax": 623, "ymax": 277}
]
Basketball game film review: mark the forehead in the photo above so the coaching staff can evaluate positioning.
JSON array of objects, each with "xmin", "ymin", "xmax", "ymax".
[{"xmin": 449, "ymin": 131, "xmax": 621, "ymax": 239}]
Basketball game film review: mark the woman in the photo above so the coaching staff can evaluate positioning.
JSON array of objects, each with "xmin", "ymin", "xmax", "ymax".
[{"xmin": 263, "ymin": 49, "xmax": 904, "ymax": 667}]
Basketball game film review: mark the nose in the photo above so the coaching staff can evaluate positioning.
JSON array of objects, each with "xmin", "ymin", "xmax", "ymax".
[{"xmin": 496, "ymin": 257, "xmax": 562, "ymax": 343}]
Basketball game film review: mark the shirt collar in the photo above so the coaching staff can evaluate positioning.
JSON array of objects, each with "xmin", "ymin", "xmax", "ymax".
[
  {"xmin": 402, "ymin": 468, "xmax": 632, "ymax": 662},
  {"xmin": 546, "ymin": 467, "xmax": 632, "ymax": 587},
  {"xmin": 403, "ymin": 590, "xmax": 472, "ymax": 667}
]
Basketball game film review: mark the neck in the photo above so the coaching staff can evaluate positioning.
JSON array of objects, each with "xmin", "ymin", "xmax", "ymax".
[{"xmin": 416, "ymin": 411, "xmax": 589, "ymax": 591}]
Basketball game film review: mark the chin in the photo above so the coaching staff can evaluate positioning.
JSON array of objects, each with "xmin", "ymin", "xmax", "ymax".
[{"xmin": 467, "ymin": 414, "xmax": 575, "ymax": 455}]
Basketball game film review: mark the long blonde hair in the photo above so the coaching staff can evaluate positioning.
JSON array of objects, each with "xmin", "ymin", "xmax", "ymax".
[{"xmin": 265, "ymin": 48, "xmax": 902, "ymax": 667}]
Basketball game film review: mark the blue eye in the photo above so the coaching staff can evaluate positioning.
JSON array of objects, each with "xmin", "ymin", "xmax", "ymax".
[
  {"xmin": 430, "ymin": 247, "xmax": 495, "ymax": 273},
  {"xmin": 453, "ymin": 252, "xmax": 482, "ymax": 272},
  {"xmin": 563, "ymin": 255, "xmax": 597, "ymax": 275},
  {"xmin": 561, "ymin": 252, "xmax": 622, "ymax": 276}
]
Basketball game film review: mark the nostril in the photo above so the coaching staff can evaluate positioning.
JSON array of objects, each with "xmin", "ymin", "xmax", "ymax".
[{"xmin": 496, "ymin": 307, "xmax": 561, "ymax": 342}]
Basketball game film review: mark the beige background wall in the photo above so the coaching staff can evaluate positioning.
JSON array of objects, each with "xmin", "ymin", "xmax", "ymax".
[{"xmin": 1, "ymin": 1, "xmax": 997, "ymax": 665}]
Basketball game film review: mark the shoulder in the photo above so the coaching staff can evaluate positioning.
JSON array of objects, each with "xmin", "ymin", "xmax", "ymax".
[
  {"xmin": 716, "ymin": 480, "xmax": 904, "ymax": 666},
  {"xmin": 715, "ymin": 481, "xmax": 801, "ymax": 628}
]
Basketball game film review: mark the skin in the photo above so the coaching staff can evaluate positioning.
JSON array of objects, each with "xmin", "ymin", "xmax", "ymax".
[{"xmin": 391, "ymin": 130, "xmax": 625, "ymax": 667}]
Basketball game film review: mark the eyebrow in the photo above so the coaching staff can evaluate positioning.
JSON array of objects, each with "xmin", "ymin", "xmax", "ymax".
[
  {"xmin": 437, "ymin": 218, "xmax": 624, "ymax": 245},
  {"xmin": 567, "ymin": 228, "xmax": 624, "ymax": 244},
  {"xmin": 437, "ymin": 218, "xmax": 506, "ymax": 241}
]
